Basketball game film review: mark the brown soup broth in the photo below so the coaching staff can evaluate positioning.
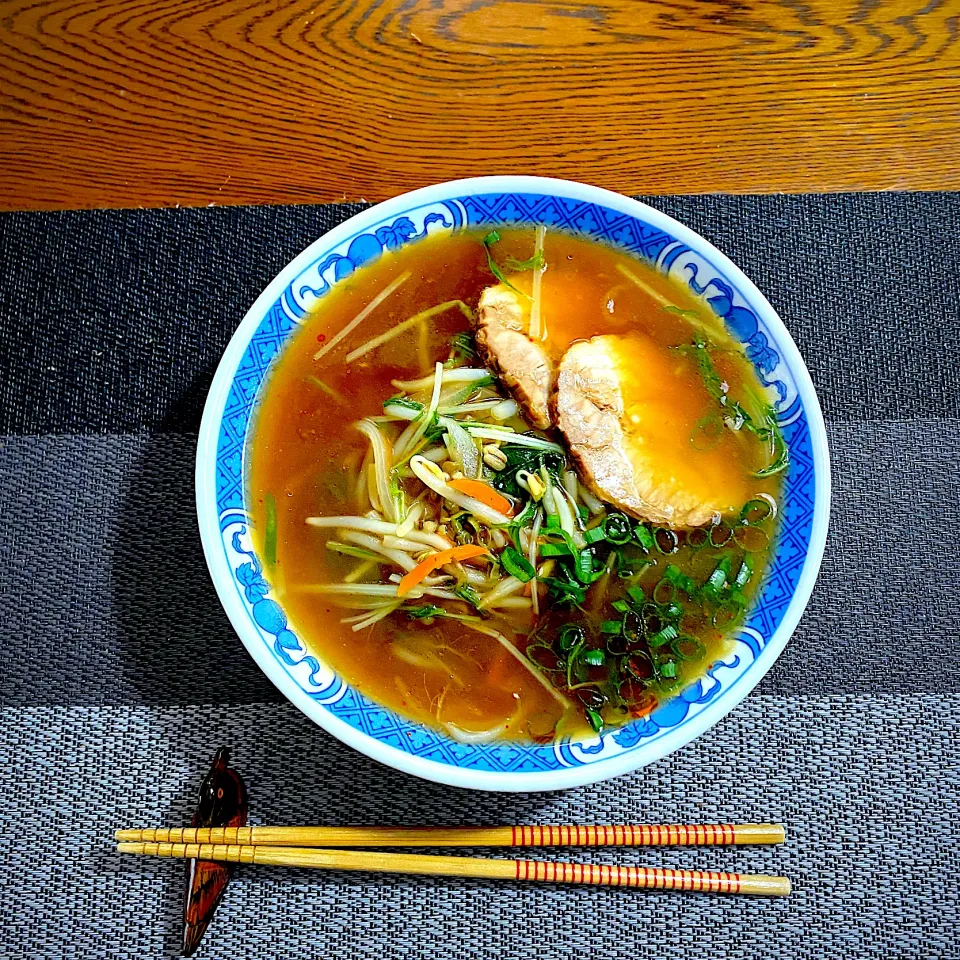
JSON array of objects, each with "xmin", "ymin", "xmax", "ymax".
[{"xmin": 248, "ymin": 228, "xmax": 783, "ymax": 742}]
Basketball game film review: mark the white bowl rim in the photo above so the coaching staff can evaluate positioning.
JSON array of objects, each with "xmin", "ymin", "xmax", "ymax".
[{"xmin": 196, "ymin": 175, "xmax": 831, "ymax": 792}]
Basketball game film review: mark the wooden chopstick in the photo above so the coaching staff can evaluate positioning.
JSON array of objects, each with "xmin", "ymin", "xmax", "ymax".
[
  {"xmin": 117, "ymin": 841, "xmax": 791, "ymax": 896},
  {"xmin": 115, "ymin": 823, "xmax": 784, "ymax": 848}
]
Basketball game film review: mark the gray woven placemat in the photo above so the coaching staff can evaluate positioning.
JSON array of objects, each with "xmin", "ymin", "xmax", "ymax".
[{"xmin": 1, "ymin": 193, "xmax": 958, "ymax": 959}]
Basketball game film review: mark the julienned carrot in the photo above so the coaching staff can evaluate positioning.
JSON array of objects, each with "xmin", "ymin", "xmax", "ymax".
[
  {"xmin": 397, "ymin": 544, "xmax": 490, "ymax": 597},
  {"xmin": 448, "ymin": 479, "xmax": 514, "ymax": 516}
]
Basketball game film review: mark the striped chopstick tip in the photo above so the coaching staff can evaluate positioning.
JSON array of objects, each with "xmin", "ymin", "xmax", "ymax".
[{"xmin": 115, "ymin": 829, "xmax": 143, "ymax": 842}]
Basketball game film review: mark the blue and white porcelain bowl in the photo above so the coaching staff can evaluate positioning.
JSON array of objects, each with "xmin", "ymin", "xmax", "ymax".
[{"xmin": 196, "ymin": 176, "xmax": 830, "ymax": 792}]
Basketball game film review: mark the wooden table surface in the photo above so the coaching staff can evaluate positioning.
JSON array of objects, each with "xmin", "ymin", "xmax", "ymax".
[{"xmin": 2, "ymin": 0, "xmax": 958, "ymax": 211}]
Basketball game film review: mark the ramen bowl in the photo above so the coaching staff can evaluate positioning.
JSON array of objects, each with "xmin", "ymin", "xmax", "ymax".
[{"xmin": 196, "ymin": 176, "xmax": 830, "ymax": 792}]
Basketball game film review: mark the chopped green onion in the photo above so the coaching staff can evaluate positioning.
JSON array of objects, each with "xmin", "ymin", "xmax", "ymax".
[
  {"xmin": 528, "ymin": 643, "xmax": 564, "ymax": 673},
  {"xmin": 740, "ymin": 495, "xmax": 776, "ymax": 526},
  {"xmin": 545, "ymin": 513, "xmax": 562, "ymax": 530},
  {"xmin": 659, "ymin": 660, "xmax": 678, "ymax": 679},
  {"xmin": 617, "ymin": 554, "xmax": 652, "ymax": 580},
  {"xmin": 691, "ymin": 413, "xmax": 724, "ymax": 451},
  {"xmin": 585, "ymin": 707, "xmax": 604, "ymax": 733},
  {"xmin": 671, "ymin": 636, "xmax": 706, "ymax": 661},
  {"xmin": 600, "ymin": 620, "xmax": 623, "ymax": 635},
  {"xmin": 606, "ymin": 632, "xmax": 630, "ymax": 656},
  {"xmin": 647, "ymin": 624, "xmax": 679, "ymax": 649},
  {"xmin": 704, "ymin": 557, "xmax": 731, "ymax": 595},
  {"xmin": 501, "ymin": 547, "xmax": 535, "ymax": 582},
  {"xmin": 540, "ymin": 542, "xmax": 572, "ymax": 558},
  {"xmin": 734, "ymin": 557, "xmax": 754, "ymax": 589},
  {"xmin": 653, "ymin": 528, "xmax": 680, "ymax": 554},
  {"xmin": 686, "ymin": 527, "xmax": 710, "ymax": 550},
  {"xmin": 652, "ymin": 578, "xmax": 675, "ymax": 605},
  {"xmin": 634, "ymin": 524, "xmax": 655, "ymax": 552},
  {"xmin": 624, "ymin": 651, "xmax": 655, "ymax": 681},
  {"xmin": 603, "ymin": 513, "xmax": 633, "ymax": 545},
  {"xmin": 581, "ymin": 649, "xmax": 607, "ymax": 667},
  {"xmin": 583, "ymin": 526, "xmax": 607, "ymax": 546},
  {"xmin": 558, "ymin": 623, "xmax": 586, "ymax": 652},
  {"xmin": 661, "ymin": 602, "xmax": 683, "ymax": 621},
  {"xmin": 711, "ymin": 597, "xmax": 745, "ymax": 628},
  {"xmin": 621, "ymin": 611, "xmax": 642, "ymax": 643},
  {"xmin": 574, "ymin": 547, "xmax": 599, "ymax": 584},
  {"xmin": 543, "ymin": 576, "xmax": 587, "ymax": 606},
  {"xmin": 611, "ymin": 598, "xmax": 630, "ymax": 614},
  {"xmin": 626, "ymin": 584, "xmax": 646, "ymax": 607},
  {"xmin": 708, "ymin": 522, "xmax": 733, "ymax": 547},
  {"xmin": 263, "ymin": 493, "xmax": 277, "ymax": 566},
  {"xmin": 754, "ymin": 427, "xmax": 790, "ymax": 478},
  {"xmin": 663, "ymin": 564, "xmax": 697, "ymax": 596},
  {"xmin": 734, "ymin": 525, "xmax": 770, "ymax": 552}
]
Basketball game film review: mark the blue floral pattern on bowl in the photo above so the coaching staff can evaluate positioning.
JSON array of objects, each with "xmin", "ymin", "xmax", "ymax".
[{"xmin": 197, "ymin": 178, "xmax": 829, "ymax": 791}]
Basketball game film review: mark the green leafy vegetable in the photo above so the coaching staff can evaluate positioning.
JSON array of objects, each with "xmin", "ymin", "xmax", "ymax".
[
  {"xmin": 482, "ymin": 231, "xmax": 528, "ymax": 299},
  {"xmin": 442, "ymin": 376, "xmax": 495, "ymax": 408},
  {"xmin": 501, "ymin": 547, "xmax": 535, "ymax": 582},
  {"xmin": 454, "ymin": 583, "xmax": 484, "ymax": 610},
  {"xmin": 383, "ymin": 395, "xmax": 424, "ymax": 416},
  {"xmin": 405, "ymin": 604, "xmax": 445, "ymax": 621},
  {"xmin": 449, "ymin": 331, "xmax": 476, "ymax": 361},
  {"xmin": 543, "ymin": 572, "xmax": 587, "ymax": 606},
  {"xmin": 505, "ymin": 250, "xmax": 546, "ymax": 271}
]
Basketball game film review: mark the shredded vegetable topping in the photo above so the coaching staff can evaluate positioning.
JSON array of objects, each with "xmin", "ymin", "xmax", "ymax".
[
  {"xmin": 302, "ymin": 318, "xmax": 782, "ymax": 738},
  {"xmin": 269, "ymin": 226, "xmax": 790, "ymax": 742}
]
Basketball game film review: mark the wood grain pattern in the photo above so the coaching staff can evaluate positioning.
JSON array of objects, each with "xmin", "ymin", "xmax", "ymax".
[
  {"xmin": 117, "ymin": 841, "xmax": 793, "ymax": 895},
  {"xmin": 1, "ymin": 0, "xmax": 958, "ymax": 210},
  {"xmin": 114, "ymin": 823, "xmax": 787, "ymax": 847}
]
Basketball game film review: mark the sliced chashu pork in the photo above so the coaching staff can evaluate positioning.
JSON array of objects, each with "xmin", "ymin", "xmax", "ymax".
[
  {"xmin": 474, "ymin": 285, "xmax": 553, "ymax": 430},
  {"xmin": 553, "ymin": 333, "xmax": 752, "ymax": 528}
]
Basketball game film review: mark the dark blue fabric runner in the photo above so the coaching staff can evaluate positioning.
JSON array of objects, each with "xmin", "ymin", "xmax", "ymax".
[{"xmin": 1, "ymin": 194, "xmax": 956, "ymax": 959}]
